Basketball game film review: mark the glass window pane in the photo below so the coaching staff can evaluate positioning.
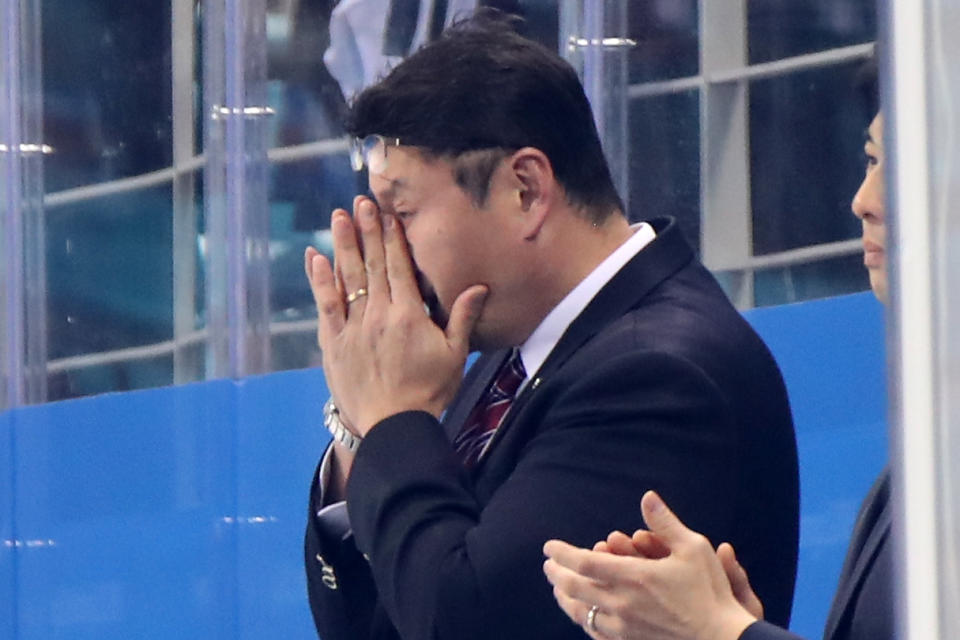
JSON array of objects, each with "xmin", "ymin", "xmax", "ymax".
[
  {"xmin": 628, "ymin": 90, "xmax": 700, "ymax": 253},
  {"xmin": 38, "ymin": 0, "xmax": 190, "ymax": 402},
  {"xmin": 42, "ymin": 0, "xmax": 173, "ymax": 192},
  {"xmin": 46, "ymin": 186, "xmax": 176, "ymax": 400},
  {"xmin": 627, "ymin": 1, "xmax": 699, "ymax": 84},
  {"xmin": 748, "ymin": 0, "xmax": 876, "ymax": 64},
  {"xmin": 753, "ymin": 253, "xmax": 870, "ymax": 306},
  {"xmin": 749, "ymin": 60, "xmax": 872, "ymax": 256}
]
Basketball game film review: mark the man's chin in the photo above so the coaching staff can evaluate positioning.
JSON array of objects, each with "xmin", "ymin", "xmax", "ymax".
[{"xmin": 467, "ymin": 323, "xmax": 503, "ymax": 354}]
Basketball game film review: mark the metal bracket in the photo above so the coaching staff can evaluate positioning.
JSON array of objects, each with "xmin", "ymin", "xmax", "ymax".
[
  {"xmin": 567, "ymin": 36, "xmax": 637, "ymax": 52},
  {"xmin": 210, "ymin": 105, "xmax": 276, "ymax": 120},
  {"xmin": 0, "ymin": 143, "xmax": 54, "ymax": 154}
]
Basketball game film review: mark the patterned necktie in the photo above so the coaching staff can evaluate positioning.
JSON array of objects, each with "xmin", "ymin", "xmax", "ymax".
[{"xmin": 454, "ymin": 348, "xmax": 527, "ymax": 467}]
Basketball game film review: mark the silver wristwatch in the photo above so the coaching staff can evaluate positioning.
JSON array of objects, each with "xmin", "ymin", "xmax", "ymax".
[{"xmin": 323, "ymin": 398, "xmax": 363, "ymax": 453}]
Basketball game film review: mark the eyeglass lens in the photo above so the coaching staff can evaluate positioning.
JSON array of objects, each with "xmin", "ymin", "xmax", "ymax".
[{"xmin": 350, "ymin": 135, "xmax": 390, "ymax": 174}]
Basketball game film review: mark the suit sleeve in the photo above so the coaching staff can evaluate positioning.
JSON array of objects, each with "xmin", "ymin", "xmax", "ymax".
[
  {"xmin": 739, "ymin": 621, "xmax": 806, "ymax": 640},
  {"xmin": 304, "ymin": 446, "xmax": 379, "ymax": 640},
  {"xmin": 346, "ymin": 350, "xmax": 750, "ymax": 640}
]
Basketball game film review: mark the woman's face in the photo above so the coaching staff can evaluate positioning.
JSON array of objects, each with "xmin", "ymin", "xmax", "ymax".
[{"xmin": 851, "ymin": 113, "xmax": 887, "ymax": 303}]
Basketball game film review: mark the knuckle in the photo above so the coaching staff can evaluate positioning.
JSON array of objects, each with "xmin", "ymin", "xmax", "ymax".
[
  {"xmin": 689, "ymin": 533, "xmax": 712, "ymax": 553},
  {"xmin": 391, "ymin": 311, "xmax": 417, "ymax": 333},
  {"xmin": 552, "ymin": 571, "xmax": 576, "ymax": 592},
  {"xmin": 609, "ymin": 616, "xmax": 626, "ymax": 636},
  {"xmin": 609, "ymin": 596, "xmax": 627, "ymax": 616},
  {"xmin": 552, "ymin": 585, "xmax": 567, "ymax": 603},
  {"xmin": 365, "ymin": 328, "xmax": 386, "ymax": 349},
  {"xmin": 320, "ymin": 299, "xmax": 339, "ymax": 316},
  {"xmin": 569, "ymin": 556, "xmax": 589, "ymax": 575}
]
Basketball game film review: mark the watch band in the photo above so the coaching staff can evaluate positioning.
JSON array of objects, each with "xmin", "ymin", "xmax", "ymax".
[{"xmin": 323, "ymin": 398, "xmax": 363, "ymax": 453}]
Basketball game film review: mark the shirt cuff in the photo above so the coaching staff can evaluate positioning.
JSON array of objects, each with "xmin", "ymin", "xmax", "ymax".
[{"xmin": 315, "ymin": 444, "xmax": 349, "ymax": 524}]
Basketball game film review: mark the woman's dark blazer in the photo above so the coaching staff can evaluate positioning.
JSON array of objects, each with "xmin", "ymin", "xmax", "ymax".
[{"xmin": 742, "ymin": 469, "xmax": 893, "ymax": 640}]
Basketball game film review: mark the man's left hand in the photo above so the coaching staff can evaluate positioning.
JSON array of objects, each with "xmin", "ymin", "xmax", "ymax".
[{"xmin": 305, "ymin": 197, "xmax": 488, "ymax": 436}]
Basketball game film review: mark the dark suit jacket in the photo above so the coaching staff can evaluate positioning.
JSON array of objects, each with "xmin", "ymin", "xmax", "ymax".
[
  {"xmin": 305, "ymin": 217, "xmax": 800, "ymax": 639},
  {"xmin": 741, "ymin": 469, "xmax": 893, "ymax": 640}
]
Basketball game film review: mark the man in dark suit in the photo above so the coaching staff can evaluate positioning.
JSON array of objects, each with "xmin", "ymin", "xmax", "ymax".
[
  {"xmin": 543, "ymin": 70, "xmax": 891, "ymax": 640},
  {"xmin": 303, "ymin": 12, "xmax": 799, "ymax": 640}
]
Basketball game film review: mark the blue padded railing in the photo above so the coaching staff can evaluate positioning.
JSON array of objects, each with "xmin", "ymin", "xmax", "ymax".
[{"xmin": 1, "ymin": 292, "xmax": 887, "ymax": 639}]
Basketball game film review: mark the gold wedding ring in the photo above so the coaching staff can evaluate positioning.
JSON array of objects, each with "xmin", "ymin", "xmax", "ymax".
[{"xmin": 345, "ymin": 288, "xmax": 368, "ymax": 304}]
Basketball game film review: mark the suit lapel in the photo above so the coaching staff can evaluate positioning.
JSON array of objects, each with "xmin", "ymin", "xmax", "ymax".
[
  {"xmin": 471, "ymin": 217, "xmax": 694, "ymax": 468},
  {"xmin": 822, "ymin": 469, "xmax": 892, "ymax": 640}
]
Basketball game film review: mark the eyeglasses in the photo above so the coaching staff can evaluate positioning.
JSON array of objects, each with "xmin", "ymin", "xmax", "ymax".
[{"xmin": 350, "ymin": 134, "xmax": 402, "ymax": 174}]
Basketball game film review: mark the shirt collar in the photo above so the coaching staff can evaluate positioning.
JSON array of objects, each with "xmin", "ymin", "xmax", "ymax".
[{"xmin": 518, "ymin": 222, "xmax": 656, "ymax": 381}]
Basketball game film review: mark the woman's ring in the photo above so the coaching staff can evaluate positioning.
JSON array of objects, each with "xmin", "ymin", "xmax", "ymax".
[{"xmin": 586, "ymin": 605, "xmax": 600, "ymax": 633}]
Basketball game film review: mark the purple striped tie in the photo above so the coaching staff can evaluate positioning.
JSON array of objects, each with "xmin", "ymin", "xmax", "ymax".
[{"xmin": 454, "ymin": 349, "xmax": 526, "ymax": 467}]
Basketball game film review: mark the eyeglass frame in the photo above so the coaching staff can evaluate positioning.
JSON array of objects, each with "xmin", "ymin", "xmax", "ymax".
[
  {"xmin": 350, "ymin": 134, "xmax": 402, "ymax": 174},
  {"xmin": 350, "ymin": 134, "xmax": 524, "ymax": 178}
]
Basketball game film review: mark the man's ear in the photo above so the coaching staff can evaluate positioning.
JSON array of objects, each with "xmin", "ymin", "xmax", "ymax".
[{"xmin": 509, "ymin": 147, "xmax": 557, "ymax": 241}]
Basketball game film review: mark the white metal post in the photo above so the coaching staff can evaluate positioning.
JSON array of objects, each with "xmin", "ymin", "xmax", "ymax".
[
  {"xmin": 1, "ymin": 0, "xmax": 47, "ymax": 408},
  {"xmin": 886, "ymin": 0, "xmax": 960, "ymax": 638},
  {"xmin": 699, "ymin": 0, "xmax": 753, "ymax": 309},
  {"xmin": 203, "ymin": 0, "xmax": 272, "ymax": 379},
  {"xmin": 560, "ymin": 0, "xmax": 632, "ymax": 213}
]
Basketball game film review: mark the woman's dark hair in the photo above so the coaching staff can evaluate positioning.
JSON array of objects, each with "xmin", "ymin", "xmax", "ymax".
[
  {"xmin": 347, "ymin": 10, "xmax": 624, "ymax": 220},
  {"xmin": 855, "ymin": 47, "xmax": 880, "ymax": 121}
]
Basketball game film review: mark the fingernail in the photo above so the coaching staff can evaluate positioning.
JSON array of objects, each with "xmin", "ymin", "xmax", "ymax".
[{"xmin": 645, "ymin": 491, "xmax": 664, "ymax": 513}]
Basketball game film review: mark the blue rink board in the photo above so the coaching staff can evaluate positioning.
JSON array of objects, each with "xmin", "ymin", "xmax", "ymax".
[
  {"xmin": 1, "ymin": 291, "xmax": 887, "ymax": 639},
  {"xmin": 745, "ymin": 291, "xmax": 887, "ymax": 639},
  {"xmin": 2, "ymin": 410, "xmax": 15, "ymax": 640}
]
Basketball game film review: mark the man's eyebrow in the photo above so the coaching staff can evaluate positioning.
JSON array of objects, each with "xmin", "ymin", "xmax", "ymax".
[
  {"xmin": 369, "ymin": 177, "xmax": 411, "ymax": 209},
  {"xmin": 375, "ymin": 177, "xmax": 409, "ymax": 197}
]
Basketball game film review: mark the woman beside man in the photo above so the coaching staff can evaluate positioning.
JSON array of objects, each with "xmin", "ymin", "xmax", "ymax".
[{"xmin": 543, "ymin": 68, "xmax": 892, "ymax": 640}]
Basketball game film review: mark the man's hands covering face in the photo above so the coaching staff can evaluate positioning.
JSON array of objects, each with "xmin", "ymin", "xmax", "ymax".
[{"xmin": 304, "ymin": 196, "xmax": 489, "ymax": 437}]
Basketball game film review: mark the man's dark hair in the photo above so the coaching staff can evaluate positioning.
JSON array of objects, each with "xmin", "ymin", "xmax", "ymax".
[{"xmin": 347, "ymin": 10, "xmax": 624, "ymax": 220}]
